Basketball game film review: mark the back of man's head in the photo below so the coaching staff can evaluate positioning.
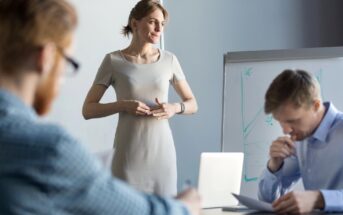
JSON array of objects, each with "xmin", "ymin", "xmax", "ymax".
[
  {"xmin": 265, "ymin": 69, "xmax": 322, "ymax": 114},
  {"xmin": 0, "ymin": 0, "xmax": 77, "ymax": 74}
]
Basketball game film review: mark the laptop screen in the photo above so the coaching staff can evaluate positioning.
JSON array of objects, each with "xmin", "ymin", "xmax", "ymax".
[{"xmin": 198, "ymin": 152, "xmax": 244, "ymax": 208}]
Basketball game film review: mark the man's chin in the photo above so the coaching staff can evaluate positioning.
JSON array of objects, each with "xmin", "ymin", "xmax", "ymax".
[
  {"xmin": 294, "ymin": 134, "xmax": 307, "ymax": 141},
  {"xmin": 33, "ymin": 88, "xmax": 56, "ymax": 116},
  {"xmin": 33, "ymin": 98, "xmax": 53, "ymax": 116}
]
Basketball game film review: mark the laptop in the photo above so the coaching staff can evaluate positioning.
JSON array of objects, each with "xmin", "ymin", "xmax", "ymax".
[{"xmin": 198, "ymin": 152, "xmax": 244, "ymax": 209}]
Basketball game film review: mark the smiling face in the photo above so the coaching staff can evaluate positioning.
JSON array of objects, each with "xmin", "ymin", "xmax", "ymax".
[
  {"xmin": 133, "ymin": 9, "xmax": 165, "ymax": 44},
  {"xmin": 272, "ymin": 100, "xmax": 322, "ymax": 141}
]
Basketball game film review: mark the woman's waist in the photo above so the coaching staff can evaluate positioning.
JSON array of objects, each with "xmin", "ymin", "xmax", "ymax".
[{"xmin": 118, "ymin": 112, "xmax": 170, "ymax": 123}]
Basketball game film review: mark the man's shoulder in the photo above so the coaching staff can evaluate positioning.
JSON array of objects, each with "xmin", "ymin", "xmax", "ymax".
[
  {"xmin": 324, "ymin": 109, "xmax": 343, "ymax": 140},
  {"xmin": 0, "ymin": 116, "xmax": 76, "ymax": 151},
  {"xmin": 40, "ymin": 122, "xmax": 78, "ymax": 146},
  {"xmin": 332, "ymin": 112, "xmax": 343, "ymax": 129},
  {"xmin": 323, "ymin": 102, "xmax": 343, "ymax": 131},
  {"xmin": 0, "ymin": 120, "xmax": 85, "ymax": 214}
]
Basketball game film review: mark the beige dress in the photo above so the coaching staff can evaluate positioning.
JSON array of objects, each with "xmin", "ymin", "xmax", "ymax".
[{"xmin": 93, "ymin": 50, "xmax": 185, "ymax": 196}]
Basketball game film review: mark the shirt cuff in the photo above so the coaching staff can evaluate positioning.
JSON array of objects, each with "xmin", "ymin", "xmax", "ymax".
[
  {"xmin": 265, "ymin": 164, "xmax": 284, "ymax": 179},
  {"xmin": 259, "ymin": 168, "xmax": 283, "ymax": 202},
  {"xmin": 321, "ymin": 190, "xmax": 343, "ymax": 212}
]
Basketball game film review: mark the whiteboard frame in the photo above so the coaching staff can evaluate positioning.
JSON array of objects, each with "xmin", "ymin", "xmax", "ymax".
[{"xmin": 221, "ymin": 46, "xmax": 343, "ymax": 151}]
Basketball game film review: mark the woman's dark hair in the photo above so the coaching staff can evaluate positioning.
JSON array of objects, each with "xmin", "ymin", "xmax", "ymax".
[{"xmin": 122, "ymin": 0, "xmax": 168, "ymax": 37}]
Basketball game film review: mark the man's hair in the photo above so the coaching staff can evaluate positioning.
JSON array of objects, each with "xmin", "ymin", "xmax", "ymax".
[
  {"xmin": 0, "ymin": 0, "xmax": 77, "ymax": 73},
  {"xmin": 264, "ymin": 69, "xmax": 321, "ymax": 114}
]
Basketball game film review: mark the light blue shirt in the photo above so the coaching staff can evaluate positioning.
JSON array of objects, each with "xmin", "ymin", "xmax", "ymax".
[
  {"xmin": 258, "ymin": 102, "xmax": 343, "ymax": 212},
  {"xmin": 0, "ymin": 89, "xmax": 189, "ymax": 215}
]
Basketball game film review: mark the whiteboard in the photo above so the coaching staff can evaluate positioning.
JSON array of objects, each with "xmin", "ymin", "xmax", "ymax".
[{"xmin": 222, "ymin": 46, "xmax": 343, "ymax": 198}]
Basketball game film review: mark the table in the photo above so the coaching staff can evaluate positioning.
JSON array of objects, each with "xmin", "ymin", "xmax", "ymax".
[
  {"xmin": 202, "ymin": 209, "xmax": 241, "ymax": 215},
  {"xmin": 201, "ymin": 208, "xmax": 342, "ymax": 215}
]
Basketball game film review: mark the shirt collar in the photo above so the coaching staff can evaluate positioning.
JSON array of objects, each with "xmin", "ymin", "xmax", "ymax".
[
  {"xmin": 0, "ymin": 89, "xmax": 37, "ymax": 120},
  {"xmin": 310, "ymin": 102, "xmax": 337, "ymax": 143}
]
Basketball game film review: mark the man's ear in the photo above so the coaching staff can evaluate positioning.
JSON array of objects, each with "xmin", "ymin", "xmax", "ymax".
[
  {"xmin": 313, "ymin": 99, "xmax": 321, "ymax": 112},
  {"xmin": 36, "ymin": 43, "xmax": 56, "ymax": 76}
]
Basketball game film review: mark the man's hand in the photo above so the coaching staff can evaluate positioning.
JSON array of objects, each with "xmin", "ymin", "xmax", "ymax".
[
  {"xmin": 272, "ymin": 191, "xmax": 324, "ymax": 214},
  {"xmin": 176, "ymin": 188, "xmax": 201, "ymax": 215},
  {"xmin": 268, "ymin": 135, "xmax": 296, "ymax": 172}
]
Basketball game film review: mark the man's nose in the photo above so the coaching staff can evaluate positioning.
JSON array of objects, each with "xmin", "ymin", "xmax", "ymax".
[{"xmin": 280, "ymin": 122, "xmax": 292, "ymax": 134}]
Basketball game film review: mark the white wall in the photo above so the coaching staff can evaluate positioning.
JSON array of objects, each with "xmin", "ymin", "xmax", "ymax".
[{"xmin": 48, "ymin": 0, "xmax": 139, "ymax": 152}]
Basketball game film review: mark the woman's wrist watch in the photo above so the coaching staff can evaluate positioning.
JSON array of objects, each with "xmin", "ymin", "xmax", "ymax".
[{"xmin": 177, "ymin": 102, "xmax": 185, "ymax": 114}]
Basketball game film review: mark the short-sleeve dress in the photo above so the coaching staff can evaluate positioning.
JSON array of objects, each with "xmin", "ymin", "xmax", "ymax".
[{"xmin": 93, "ymin": 49, "xmax": 185, "ymax": 196}]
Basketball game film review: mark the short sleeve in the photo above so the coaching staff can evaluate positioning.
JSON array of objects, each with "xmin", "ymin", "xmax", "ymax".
[
  {"xmin": 93, "ymin": 54, "xmax": 113, "ymax": 88},
  {"xmin": 171, "ymin": 55, "xmax": 186, "ymax": 85}
]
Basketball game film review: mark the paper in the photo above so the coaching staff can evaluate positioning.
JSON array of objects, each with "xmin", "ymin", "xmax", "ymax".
[{"xmin": 232, "ymin": 193, "xmax": 273, "ymax": 212}]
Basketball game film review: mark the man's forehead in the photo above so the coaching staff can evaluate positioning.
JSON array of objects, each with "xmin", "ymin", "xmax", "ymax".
[{"xmin": 272, "ymin": 103, "xmax": 304, "ymax": 120}]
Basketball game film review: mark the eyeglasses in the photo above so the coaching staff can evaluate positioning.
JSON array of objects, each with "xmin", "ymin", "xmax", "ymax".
[{"xmin": 58, "ymin": 47, "xmax": 80, "ymax": 76}]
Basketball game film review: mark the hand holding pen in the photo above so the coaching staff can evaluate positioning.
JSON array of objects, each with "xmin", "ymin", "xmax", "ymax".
[
  {"xmin": 268, "ymin": 134, "xmax": 296, "ymax": 173},
  {"xmin": 176, "ymin": 180, "xmax": 201, "ymax": 215}
]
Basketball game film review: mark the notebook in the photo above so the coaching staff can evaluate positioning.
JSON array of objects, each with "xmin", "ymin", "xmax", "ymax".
[{"xmin": 198, "ymin": 152, "xmax": 244, "ymax": 208}]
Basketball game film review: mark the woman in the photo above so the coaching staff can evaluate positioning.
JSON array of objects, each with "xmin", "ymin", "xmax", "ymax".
[{"xmin": 82, "ymin": 0, "xmax": 198, "ymax": 196}]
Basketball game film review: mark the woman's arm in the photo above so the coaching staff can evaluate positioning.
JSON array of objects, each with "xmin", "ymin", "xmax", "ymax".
[
  {"xmin": 172, "ymin": 80, "xmax": 198, "ymax": 114},
  {"xmin": 82, "ymin": 85, "xmax": 123, "ymax": 120},
  {"xmin": 152, "ymin": 80, "xmax": 198, "ymax": 120},
  {"xmin": 82, "ymin": 85, "xmax": 151, "ymax": 120}
]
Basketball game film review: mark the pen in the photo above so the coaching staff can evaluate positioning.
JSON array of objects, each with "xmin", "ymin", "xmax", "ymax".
[{"xmin": 182, "ymin": 179, "xmax": 192, "ymax": 191}]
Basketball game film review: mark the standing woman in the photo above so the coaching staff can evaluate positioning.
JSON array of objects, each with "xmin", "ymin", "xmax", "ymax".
[{"xmin": 82, "ymin": 0, "xmax": 198, "ymax": 196}]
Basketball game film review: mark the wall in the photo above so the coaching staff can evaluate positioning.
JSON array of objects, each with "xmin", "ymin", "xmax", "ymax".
[
  {"xmin": 163, "ymin": 0, "xmax": 343, "ymax": 191},
  {"xmin": 48, "ymin": 0, "xmax": 138, "ymax": 152},
  {"xmin": 301, "ymin": 1, "xmax": 343, "ymax": 47}
]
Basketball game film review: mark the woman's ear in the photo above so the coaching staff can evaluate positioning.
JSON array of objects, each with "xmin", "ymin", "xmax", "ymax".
[
  {"xmin": 131, "ymin": 19, "xmax": 138, "ymax": 32},
  {"xmin": 36, "ymin": 43, "xmax": 56, "ymax": 76}
]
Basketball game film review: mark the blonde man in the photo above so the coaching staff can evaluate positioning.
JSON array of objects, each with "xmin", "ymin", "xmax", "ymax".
[{"xmin": 259, "ymin": 69, "xmax": 343, "ymax": 213}]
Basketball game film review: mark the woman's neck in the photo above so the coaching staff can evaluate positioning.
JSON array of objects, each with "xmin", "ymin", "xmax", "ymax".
[
  {"xmin": 122, "ymin": 39, "xmax": 160, "ymax": 64},
  {"xmin": 124, "ymin": 40, "xmax": 157, "ymax": 57}
]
